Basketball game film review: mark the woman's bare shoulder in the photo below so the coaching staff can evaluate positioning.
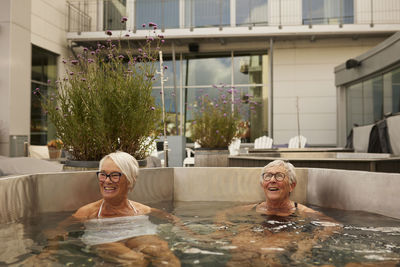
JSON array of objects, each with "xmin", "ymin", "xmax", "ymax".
[
  {"xmin": 73, "ymin": 200, "xmax": 103, "ymax": 220},
  {"xmin": 131, "ymin": 201, "xmax": 152, "ymax": 215}
]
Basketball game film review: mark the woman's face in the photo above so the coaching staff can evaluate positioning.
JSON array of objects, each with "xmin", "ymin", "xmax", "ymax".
[
  {"xmin": 260, "ymin": 164, "xmax": 295, "ymax": 203},
  {"xmin": 98, "ymin": 158, "xmax": 129, "ymax": 201}
]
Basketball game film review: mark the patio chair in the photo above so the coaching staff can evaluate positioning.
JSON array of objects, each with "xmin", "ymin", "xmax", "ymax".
[
  {"xmin": 254, "ymin": 136, "xmax": 273, "ymax": 149},
  {"xmin": 228, "ymin": 138, "xmax": 241, "ymax": 156},
  {"xmin": 183, "ymin": 148, "xmax": 195, "ymax": 166},
  {"xmin": 288, "ymin": 135, "xmax": 307, "ymax": 148}
]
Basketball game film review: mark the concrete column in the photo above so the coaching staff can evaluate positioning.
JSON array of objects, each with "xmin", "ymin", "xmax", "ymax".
[{"xmin": 0, "ymin": 0, "xmax": 31, "ymax": 156}]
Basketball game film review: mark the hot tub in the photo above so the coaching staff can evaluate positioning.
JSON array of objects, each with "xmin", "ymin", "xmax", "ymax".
[{"xmin": 1, "ymin": 167, "xmax": 399, "ymax": 265}]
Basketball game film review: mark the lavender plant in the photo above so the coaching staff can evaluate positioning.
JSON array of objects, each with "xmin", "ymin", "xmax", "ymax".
[
  {"xmin": 190, "ymin": 85, "xmax": 256, "ymax": 149},
  {"xmin": 39, "ymin": 21, "xmax": 163, "ymax": 161}
]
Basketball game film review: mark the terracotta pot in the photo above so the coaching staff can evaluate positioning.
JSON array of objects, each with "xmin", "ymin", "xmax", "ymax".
[{"xmin": 48, "ymin": 147, "xmax": 62, "ymax": 159}]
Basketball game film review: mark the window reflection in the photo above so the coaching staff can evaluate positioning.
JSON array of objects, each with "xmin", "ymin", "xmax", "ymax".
[
  {"xmin": 31, "ymin": 46, "xmax": 58, "ymax": 145},
  {"xmin": 103, "ymin": 0, "xmax": 126, "ymax": 30},
  {"xmin": 153, "ymin": 54, "xmax": 268, "ymax": 142},
  {"xmin": 236, "ymin": 0, "xmax": 268, "ymax": 26},
  {"xmin": 185, "ymin": 0, "xmax": 230, "ymax": 28},
  {"xmin": 302, "ymin": 0, "xmax": 354, "ymax": 25},
  {"xmin": 187, "ymin": 57, "xmax": 231, "ymax": 86},
  {"xmin": 136, "ymin": 0, "xmax": 179, "ymax": 29}
]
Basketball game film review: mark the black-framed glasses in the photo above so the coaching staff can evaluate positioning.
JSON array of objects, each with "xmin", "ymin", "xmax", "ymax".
[
  {"xmin": 261, "ymin": 172, "xmax": 286, "ymax": 182},
  {"xmin": 96, "ymin": 171, "xmax": 122, "ymax": 183}
]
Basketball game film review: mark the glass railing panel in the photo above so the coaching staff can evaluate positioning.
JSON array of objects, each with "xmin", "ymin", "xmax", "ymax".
[
  {"xmin": 136, "ymin": 0, "xmax": 179, "ymax": 30},
  {"xmin": 236, "ymin": 0, "xmax": 268, "ymax": 26},
  {"xmin": 302, "ymin": 0, "xmax": 354, "ymax": 26},
  {"xmin": 184, "ymin": 0, "xmax": 230, "ymax": 28}
]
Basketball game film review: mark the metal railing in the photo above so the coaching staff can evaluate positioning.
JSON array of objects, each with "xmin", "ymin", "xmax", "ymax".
[{"xmin": 66, "ymin": 0, "xmax": 400, "ymax": 33}]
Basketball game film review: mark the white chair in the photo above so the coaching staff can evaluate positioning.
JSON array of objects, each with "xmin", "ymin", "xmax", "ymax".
[
  {"xmin": 254, "ymin": 136, "xmax": 273, "ymax": 149},
  {"xmin": 228, "ymin": 138, "xmax": 241, "ymax": 156},
  {"xmin": 183, "ymin": 148, "xmax": 195, "ymax": 167},
  {"xmin": 183, "ymin": 142, "xmax": 200, "ymax": 167},
  {"xmin": 288, "ymin": 135, "xmax": 307, "ymax": 148}
]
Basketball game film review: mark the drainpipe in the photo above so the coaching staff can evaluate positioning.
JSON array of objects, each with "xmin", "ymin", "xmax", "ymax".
[{"xmin": 268, "ymin": 38, "xmax": 274, "ymax": 139}]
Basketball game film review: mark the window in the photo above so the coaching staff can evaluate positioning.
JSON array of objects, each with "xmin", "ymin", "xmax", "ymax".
[
  {"xmin": 383, "ymin": 67, "xmax": 400, "ymax": 114},
  {"xmin": 303, "ymin": 0, "xmax": 354, "ymax": 25},
  {"xmin": 152, "ymin": 53, "xmax": 268, "ymax": 142},
  {"xmin": 31, "ymin": 46, "xmax": 58, "ymax": 145}
]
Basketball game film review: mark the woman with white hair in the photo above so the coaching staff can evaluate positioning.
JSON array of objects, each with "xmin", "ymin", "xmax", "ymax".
[
  {"xmin": 254, "ymin": 159, "xmax": 315, "ymax": 216},
  {"xmin": 74, "ymin": 151, "xmax": 149, "ymax": 219},
  {"xmin": 73, "ymin": 151, "xmax": 180, "ymax": 266}
]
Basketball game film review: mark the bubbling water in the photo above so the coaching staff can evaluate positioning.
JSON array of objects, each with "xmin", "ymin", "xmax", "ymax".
[{"xmin": 1, "ymin": 202, "xmax": 399, "ymax": 266}]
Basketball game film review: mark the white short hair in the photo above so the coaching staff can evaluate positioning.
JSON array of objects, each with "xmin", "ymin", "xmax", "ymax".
[
  {"xmin": 99, "ymin": 151, "xmax": 139, "ymax": 190},
  {"xmin": 260, "ymin": 159, "xmax": 297, "ymax": 185}
]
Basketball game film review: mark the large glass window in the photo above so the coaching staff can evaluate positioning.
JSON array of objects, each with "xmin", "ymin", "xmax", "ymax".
[
  {"xmin": 185, "ymin": 0, "xmax": 230, "ymax": 28},
  {"xmin": 152, "ymin": 53, "xmax": 268, "ymax": 142},
  {"xmin": 236, "ymin": 0, "xmax": 268, "ymax": 26},
  {"xmin": 31, "ymin": 46, "xmax": 58, "ymax": 145},
  {"xmin": 302, "ymin": 0, "xmax": 354, "ymax": 25},
  {"xmin": 136, "ymin": 0, "xmax": 179, "ymax": 30},
  {"xmin": 384, "ymin": 67, "xmax": 400, "ymax": 114}
]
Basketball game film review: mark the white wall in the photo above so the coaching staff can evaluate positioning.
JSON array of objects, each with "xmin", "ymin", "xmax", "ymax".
[
  {"xmin": 273, "ymin": 37, "xmax": 384, "ymax": 146},
  {"xmin": 31, "ymin": 0, "xmax": 70, "ymax": 79},
  {"xmin": 0, "ymin": 0, "xmax": 31, "ymax": 156}
]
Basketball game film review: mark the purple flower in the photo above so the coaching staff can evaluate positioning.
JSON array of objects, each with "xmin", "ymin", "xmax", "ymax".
[
  {"xmin": 106, "ymin": 30, "xmax": 112, "ymax": 36},
  {"xmin": 223, "ymin": 113, "xmax": 227, "ymax": 117},
  {"xmin": 151, "ymin": 106, "xmax": 155, "ymax": 111},
  {"xmin": 153, "ymin": 26, "xmax": 157, "ymax": 30},
  {"xmin": 125, "ymin": 34, "xmax": 130, "ymax": 37},
  {"xmin": 88, "ymin": 58, "xmax": 94, "ymax": 63},
  {"xmin": 55, "ymin": 107, "xmax": 59, "ymax": 110},
  {"xmin": 47, "ymin": 79, "xmax": 51, "ymax": 84},
  {"xmin": 71, "ymin": 60, "xmax": 79, "ymax": 65},
  {"xmin": 83, "ymin": 47, "xmax": 88, "ymax": 52},
  {"xmin": 138, "ymin": 48, "xmax": 142, "ymax": 53},
  {"xmin": 118, "ymin": 55, "xmax": 124, "ymax": 60},
  {"xmin": 121, "ymin": 16, "xmax": 128, "ymax": 23},
  {"xmin": 69, "ymin": 72, "xmax": 74, "ymax": 75},
  {"xmin": 148, "ymin": 22, "xmax": 157, "ymax": 27},
  {"xmin": 216, "ymin": 130, "xmax": 219, "ymax": 133},
  {"xmin": 62, "ymin": 59, "xmax": 67, "ymax": 64},
  {"xmin": 161, "ymin": 39, "xmax": 165, "ymax": 43},
  {"xmin": 164, "ymin": 66, "xmax": 168, "ymax": 70},
  {"xmin": 142, "ymin": 23, "xmax": 146, "ymax": 28},
  {"xmin": 81, "ymin": 78, "xmax": 86, "ymax": 81}
]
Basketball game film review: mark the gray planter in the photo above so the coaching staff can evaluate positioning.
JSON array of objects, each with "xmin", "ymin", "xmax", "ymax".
[
  {"xmin": 64, "ymin": 160, "xmax": 99, "ymax": 171},
  {"xmin": 194, "ymin": 148, "xmax": 229, "ymax": 167}
]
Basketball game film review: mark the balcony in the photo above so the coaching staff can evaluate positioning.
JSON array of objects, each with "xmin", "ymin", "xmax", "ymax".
[{"xmin": 67, "ymin": 0, "xmax": 400, "ymax": 41}]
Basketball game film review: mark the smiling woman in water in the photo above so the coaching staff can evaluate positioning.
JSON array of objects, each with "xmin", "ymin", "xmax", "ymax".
[
  {"xmin": 213, "ymin": 160, "xmax": 341, "ymax": 266},
  {"xmin": 24, "ymin": 151, "xmax": 180, "ymax": 267}
]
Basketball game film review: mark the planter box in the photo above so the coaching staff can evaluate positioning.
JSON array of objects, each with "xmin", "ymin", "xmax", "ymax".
[{"xmin": 194, "ymin": 149, "xmax": 229, "ymax": 167}]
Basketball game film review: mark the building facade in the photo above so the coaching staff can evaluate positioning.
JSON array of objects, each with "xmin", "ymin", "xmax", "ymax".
[
  {"xmin": 1, "ymin": 0, "xmax": 400, "ymax": 156},
  {"xmin": 335, "ymin": 31, "xmax": 400, "ymax": 147}
]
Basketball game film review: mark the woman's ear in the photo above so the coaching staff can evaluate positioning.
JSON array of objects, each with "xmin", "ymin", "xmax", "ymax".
[{"xmin": 289, "ymin": 182, "xmax": 296, "ymax": 193}]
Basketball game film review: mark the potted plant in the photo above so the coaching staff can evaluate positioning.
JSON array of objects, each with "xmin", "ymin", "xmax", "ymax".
[
  {"xmin": 189, "ymin": 85, "xmax": 256, "ymax": 166},
  {"xmin": 38, "ymin": 20, "xmax": 163, "ymax": 167},
  {"xmin": 47, "ymin": 139, "xmax": 63, "ymax": 159}
]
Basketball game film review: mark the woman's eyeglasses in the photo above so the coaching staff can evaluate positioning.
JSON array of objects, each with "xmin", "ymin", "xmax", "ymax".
[
  {"xmin": 96, "ymin": 171, "xmax": 122, "ymax": 183},
  {"xmin": 261, "ymin": 172, "xmax": 286, "ymax": 182}
]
